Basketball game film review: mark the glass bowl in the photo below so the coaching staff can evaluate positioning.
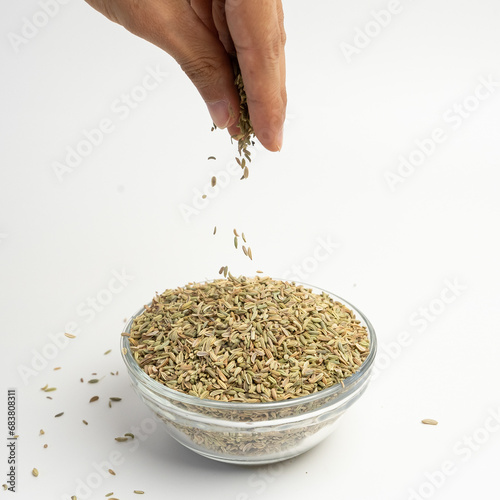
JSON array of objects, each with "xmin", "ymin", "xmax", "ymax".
[{"xmin": 121, "ymin": 282, "xmax": 377, "ymax": 465}]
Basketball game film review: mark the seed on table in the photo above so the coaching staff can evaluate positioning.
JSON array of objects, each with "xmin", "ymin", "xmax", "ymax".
[{"xmin": 421, "ymin": 419, "xmax": 438, "ymax": 425}]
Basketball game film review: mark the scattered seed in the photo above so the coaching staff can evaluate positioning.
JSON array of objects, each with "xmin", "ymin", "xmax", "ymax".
[
  {"xmin": 218, "ymin": 266, "xmax": 225, "ymax": 275},
  {"xmin": 80, "ymin": 378, "xmax": 84, "ymax": 383},
  {"xmin": 248, "ymin": 247, "xmax": 253, "ymax": 260},
  {"xmin": 422, "ymin": 419, "xmax": 438, "ymax": 426},
  {"xmin": 242, "ymin": 233, "xmax": 246, "ymax": 243},
  {"xmin": 104, "ymin": 349, "xmax": 112, "ymax": 355},
  {"xmin": 82, "ymin": 420, "xmax": 88, "ymax": 425},
  {"xmin": 124, "ymin": 433, "xmax": 135, "ymax": 439},
  {"xmin": 234, "ymin": 236, "xmax": 238, "ymax": 249},
  {"xmin": 53, "ymin": 367, "xmax": 61, "ymax": 370},
  {"xmin": 2, "ymin": 484, "xmax": 7, "ymax": 491},
  {"xmin": 110, "ymin": 397, "xmax": 122, "ymax": 402},
  {"xmin": 243, "ymin": 166, "xmax": 249, "ymax": 179},
  {"xmin": 211, "ymin": 176, "xmax": 216, "ymax": 187},
  {"xmin": 54, "ymin": 412, "xmax": 64, "ymax": 418},
  {"xmin": 89, "ymin": 396, "xmax": 99, "ymax": 403},
  {"xmin": 43, "ymin": 444, "xmax": 48, "ymax": 449},
  {"xmin": 208, "ymin": 156, "xmax": 216, "ymax": 160},
  {"xmin": 256, "ymin": 270, "xmax": 263, "ymax": 273},
  {"xmin": 233, "ymin": 228, "xmax": 239, "ymax": 237},
  {"xmin": 32, "ymin": 468, "xmax": 38, "ymax": 477},
  {"xmin": 88, "ymin": 379, "xmax": 99, "ymax": 384},
  {"xmin": 134, "ymin": 491, "xmax": 145, "ymax": 495},
  {"xmin": 213, "ymin": 226, "xmax": 217, "ymax": 235},
  {"xmin": 115, "ymin": 437, "xmax": 128, "ymax": 442},
  {"xmin": 46, "ymin": 396, "xmax": 52, "ymax": 400},
  {"xmin": 64, "ymin": 333, "xmax": 76, "ymax": 339},
  {"xmin": 242, "ymin": 245, "xmax": 248, "ymax": 256},
  {"xmin": 40, "ymin": 384, "xmax": 48, "ymax": 391},
  {"xmin": 105, "ymin": 494, "xmax": 113, "ymax": 498},
  {"xmin": 39, "ymin": 429, "xmax": 44, "ymax": 435},
  {"xmin": 202, "ymin": 194, "xmax": 207, "ymax": 199},
  {"xmin": 71, "ymin": 496, "xmax": 77, "ymax": 500},
  {"xmin": 108, "ymin": 469, "xmax": 116, "ymax": 476}
]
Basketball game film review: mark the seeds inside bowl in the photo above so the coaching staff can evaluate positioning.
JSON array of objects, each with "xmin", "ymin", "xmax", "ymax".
[{"xmin": 127, "ymin": 276, "xmax": 369, "ymax": 403}]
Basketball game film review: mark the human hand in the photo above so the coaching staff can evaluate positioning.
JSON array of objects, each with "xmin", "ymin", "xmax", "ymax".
[{"xmin": 84, "ymin": 0, "xmax": 286, "ymax": 151}]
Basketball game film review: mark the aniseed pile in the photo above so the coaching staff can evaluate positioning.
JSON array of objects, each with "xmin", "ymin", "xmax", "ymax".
[{"xmin": 128, "ymin": 276, "xmax": 369, "ymax": 403}]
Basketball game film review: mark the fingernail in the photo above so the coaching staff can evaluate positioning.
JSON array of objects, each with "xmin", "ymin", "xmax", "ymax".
[
  {"xmin": 206, "ymin": 100, "xmax": 231, "ymax": 129},
  {"xmin": 275, "ymin": 127, "xmax": 284, "ymax": 151}
]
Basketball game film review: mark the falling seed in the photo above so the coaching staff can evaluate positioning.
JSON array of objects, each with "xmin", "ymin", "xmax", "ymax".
[
  {"xmin": 243, "ymin": 166, "xmax": 249, "ymax": 179},
  {"xmin": 223, "ymin": 266, "xmax": 228, "ymax": 278},
  {"xmin": 108, "ymin": 469, "xmax": 116, "ymax": 476},
  {"xmin": 124, "ymin": 433, "xmax": 135, "ymax": 439},
  {"xmin": 248, "ymin": 247, "xmax": 253, "ymax": 260},
  {"xmin": 32, "ymin": 468, "xmax": 39, "ymax": 477},
  {"xmin": 43, "ymin": 444, "xmax": 48, "ymax": 449},
  {"xmin": 134, "ymin": 491, "xmax": 145, "ymax": 495},
  {"xmin": 213, "ymin": 226, "xmax": 217, "ymax": 235},
  {"xmin": 41, "ymin": 384, "xmax": 48, "ymax": 391},
  {"xmin": 110, "ymin": 397, "xmax": 122, "ymax": 402},
  {"xmin": 234, "ymin": 236, "xmax": 238, "ymax": 249},
  {"xmin": 211, "ymin": 176, "xmax": 216, "ymax": 187},
  {"xmin": 256, "ymin": 270, "xmax": 263, "ymax": 273},
  {"xmin": 233, "ymin": 228, "xmax": 239, "ymax": 237},
  {"xmin": 105, "ymin": 494, "xmax": 113, "ymax": 498},
  {"xmin": 89, "ymin": 396, "xmax": 99, "ymax": 403},
  {"xmin": 46, "ymin": 396, "xmax": 52, "ymax": 400},
  {"xmin": 2, "ymin": 484, "xmax": 7, "ymax": 491},
  {"xmin": 64, "ymin": 333, "xmax": 76, "ymax": 339},
  {"xmin": 53, "ymin": 367, "xmax": 61, "ymax": 370},
  {"xmin": 45, "ymin": 387, "xmax": 56, "ymax": 392},
  {"xmin": 13, "ymin": 435, "xmax": 19, "ymax": 439},
  {"xmin": 208, "ymin": 156, "xmax": 216, "ymax": 160},
  {"xmin": 422, "ymin": 419, "xmax": 438, "ymax": 425},
  {"xmin": 54, "ymin": 412, "xmax": 64, "ymax": 418},
  {"xmin": 202, "ymin": 194, "xmax": 207, "ymax": 199},
  {"xmin": 88, "ymin": 379, "xmax": 99, "ymax": 384},
  {"xmin": 71, "ymin": 497, "xmax": 77, "ymax": 500},
  {"xmin": 115, "ymin": 437, "xmax": 128, "ymax": 442},
  {"xmin": 242, "ymin": 233, "xmax": 246, "ymax": 243},
  {"xmin": 82, "ymin": 420, "xmax": 88, "ymax": 425},
  {"xmin": 218, "ymin": 266, "xmax": 224, "ymax": 275},
  {"xmin": 242, "ymin": 246, "xmax": 248, "ymax": 256},
  {"xmin": 80, "ymin": 378, "xmax": 84, "ymax": 383},
  {"xmin": 104, "ymin": 349, "xmax": 112, "ymax": 355},
  {"xmin": 109, "ymin": 401, "xmax": 112, "ymax": 408},
  {"xmin": 91, "ymin": 372, "xmax": 97, "ymax": 375},
  {"xmin": 39, "ymin": 429, "xmax": 44, "ymax": 435}
]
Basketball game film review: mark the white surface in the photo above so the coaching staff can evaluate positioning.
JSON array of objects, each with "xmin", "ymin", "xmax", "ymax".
[{"xmin": 1, "ymin": 0, "xmax": 500, "ymax": 499}]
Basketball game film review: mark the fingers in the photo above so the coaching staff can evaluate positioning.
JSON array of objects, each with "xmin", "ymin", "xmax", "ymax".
[
  {"xmin": 226, "ymin": 0, "xmax": 287, "ymax": 151},
  {"xmin": 212, "ymin": 0, "xmax": 235, "ymax": 55},
  {"xmin": 86, "ymin": 0, "xmax": 240, "ymax": 129}
]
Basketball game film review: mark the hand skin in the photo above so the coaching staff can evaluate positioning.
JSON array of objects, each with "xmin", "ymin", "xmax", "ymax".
[{"xmin": 84, "ymin": 0, "xmax": 287, "ymax": 151}]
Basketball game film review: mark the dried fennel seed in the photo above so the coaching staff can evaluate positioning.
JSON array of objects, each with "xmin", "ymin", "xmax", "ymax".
[
  {"xmin": 231, "ymin": 58, "xmax": 255, "ymax": 179},
  {"xmin": 128, "ymin": 276, "xmax": 369, "ymax": 403}
]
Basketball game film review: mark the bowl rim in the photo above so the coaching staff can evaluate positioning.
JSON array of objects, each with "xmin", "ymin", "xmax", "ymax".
[{"xmin": 120, "ymin": 278, "xmax": 377, "ymax": 410}]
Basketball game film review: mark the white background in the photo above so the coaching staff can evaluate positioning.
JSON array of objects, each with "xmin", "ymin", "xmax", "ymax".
[{"xmin": 1, "ymin": 0, "xmax": 500, "ymax": 499}]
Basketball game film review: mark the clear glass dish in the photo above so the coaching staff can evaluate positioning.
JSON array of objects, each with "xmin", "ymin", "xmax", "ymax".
[{"xmin": 121, "ymin": 281, "xmax": 377, "ymax": 465}]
